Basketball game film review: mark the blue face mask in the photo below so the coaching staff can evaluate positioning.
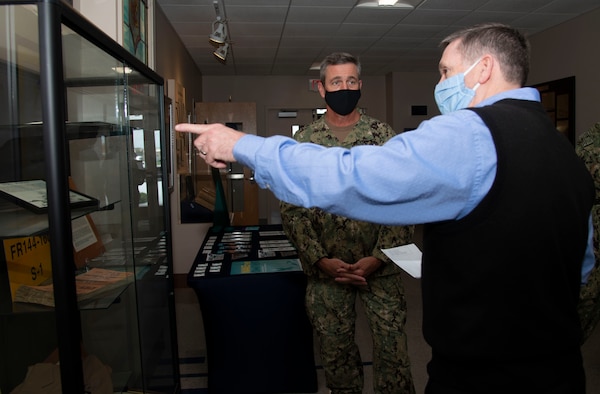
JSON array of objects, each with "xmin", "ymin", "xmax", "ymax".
[{"xmin": 434, "ymin": 58, "xmax": 482, "ymax": 115}]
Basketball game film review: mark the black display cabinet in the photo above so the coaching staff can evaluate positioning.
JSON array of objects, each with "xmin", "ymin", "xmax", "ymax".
[
  {"xmin": 188, "ymin": 224, "xmax": 317, "ymax": 394},
  {"xmin": 0, "ymin": 1, "xmax": 179, "ymax": 392}
]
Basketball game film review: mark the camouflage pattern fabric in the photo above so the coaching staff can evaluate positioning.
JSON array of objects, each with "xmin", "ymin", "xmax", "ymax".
[
  {"xmin": 575, "ymin": 121, "xmax": 600, "ymax": 343},
  {"xmin": 280, "ymin": 113, "xmax": 415, "ymax": 394},
  {"xmin": 306, "ymin": 275, "xmax": 413, "ymax": 394}
]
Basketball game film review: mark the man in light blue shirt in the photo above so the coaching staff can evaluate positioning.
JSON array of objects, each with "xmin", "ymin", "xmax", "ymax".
[{"xmin": 178, "ymin": 23, "xmax": 594, "ymax": 394}]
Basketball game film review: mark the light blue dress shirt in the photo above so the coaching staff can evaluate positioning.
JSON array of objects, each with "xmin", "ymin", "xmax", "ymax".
[{"xmin": 234, "ymin": 87, "xmax": 594, "ymax": 283}]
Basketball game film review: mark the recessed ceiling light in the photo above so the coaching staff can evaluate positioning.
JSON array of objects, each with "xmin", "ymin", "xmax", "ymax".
[{"xmin": 355, "ymin": 0, "xmax": 415, "ymax": 8}]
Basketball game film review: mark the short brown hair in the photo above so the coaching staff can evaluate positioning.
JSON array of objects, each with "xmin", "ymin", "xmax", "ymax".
[
  {"xmin": 319, "ymin": 52, "xmax": 361, "ymax": 84},
  {"xmin": 440, "ymin": 23, "xmax": 530, "ymax": 86}
]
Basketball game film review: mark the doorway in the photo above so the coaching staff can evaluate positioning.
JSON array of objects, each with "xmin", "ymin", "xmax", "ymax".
[
  {"xmin": 262, "ymin": 108, "xmax": 319, "ymax": 224},
  {"xmin": 193, "ymin": 101, "xmax": 259, "ymax": 226},
  {"xmin": 533, "ymin": 76, "xmax": 576, "ymax": 144}
]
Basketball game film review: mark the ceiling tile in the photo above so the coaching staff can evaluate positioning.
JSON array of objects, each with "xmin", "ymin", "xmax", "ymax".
[{"xmin": 156, "ymin": 0, "xmax": 600, "ymax": 75}]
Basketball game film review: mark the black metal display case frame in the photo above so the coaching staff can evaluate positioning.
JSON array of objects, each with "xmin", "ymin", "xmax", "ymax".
[{"xmin": 0, "ymin": 1, "xmax": 180, "ymax": 392}]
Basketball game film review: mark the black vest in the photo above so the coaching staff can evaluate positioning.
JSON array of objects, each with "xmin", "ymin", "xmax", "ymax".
[{"xmin": 422, "ymin": 99, "xmax": 594, "ymax": 365}]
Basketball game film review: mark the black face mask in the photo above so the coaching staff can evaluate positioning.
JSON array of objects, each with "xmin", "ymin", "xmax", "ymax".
[{"xmin": 324, "ymin": 89, "xmax": 361, "ymax": 116}]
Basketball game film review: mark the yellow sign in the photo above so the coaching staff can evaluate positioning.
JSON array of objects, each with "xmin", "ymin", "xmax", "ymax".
[
  {"xmin": 3, "ymin": 234, "xmax": 52, "ymax": 297},
  {"xmin": 239, "ymin": 261, "xmax": 252, "ymax": 274}
]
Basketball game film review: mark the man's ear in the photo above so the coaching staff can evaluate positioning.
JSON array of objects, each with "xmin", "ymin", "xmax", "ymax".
[
  {"xmin": 478, "ymin": 55, "xmax": 493, "ymax": 84},
  {"xmin": 317, "ymin": 81, "xmax": 326, "ymax": 98}
]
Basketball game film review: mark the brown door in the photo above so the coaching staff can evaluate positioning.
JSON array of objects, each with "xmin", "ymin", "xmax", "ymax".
[{"xmin": 195, "ymin": 102, "xmax": 259, "ymax": 226}]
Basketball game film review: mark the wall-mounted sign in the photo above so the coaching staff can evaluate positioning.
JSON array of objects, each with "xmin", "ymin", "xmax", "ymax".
[{"xmin": 308, "ymin": 79, "xmax": 320, "ymax": 92}]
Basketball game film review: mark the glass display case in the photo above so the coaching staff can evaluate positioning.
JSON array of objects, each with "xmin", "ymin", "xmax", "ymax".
[{"xmin": 0, "ymin": 1, "xmax": 179, "ymax": 392}]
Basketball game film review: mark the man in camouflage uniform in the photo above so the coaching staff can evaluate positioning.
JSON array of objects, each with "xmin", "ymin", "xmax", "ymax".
[
  {"xmin": 575, "ymin": 121, "xmax": 600, "ymax": 342},
  {"xmin": 280, "ymin": 52, "xmax": 415, "ymax": 394}
]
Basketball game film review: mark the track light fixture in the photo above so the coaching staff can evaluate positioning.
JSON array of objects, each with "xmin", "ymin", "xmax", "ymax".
[
  {"xmin": 210, "ymin": 0, "xmax": 230, "ymax": 63},
  {"xmin": 209, "ymin": 17, "xmax": 227, "ymax": 45},
  {"xmin": 213, "ymin": 43, "xmax": 229, "ymax": 61}
]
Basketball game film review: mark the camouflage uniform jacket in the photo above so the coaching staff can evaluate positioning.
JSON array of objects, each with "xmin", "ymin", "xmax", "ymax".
[
  {"xmin": 280, "ymin": 113, "xmax": 414, "ymax": 279},
  {"xmin": 575, "ymin": 121, "xmax": 600, "ymax": 342}
]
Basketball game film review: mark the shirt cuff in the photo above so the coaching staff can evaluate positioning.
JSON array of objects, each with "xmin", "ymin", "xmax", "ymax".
[{"xmin": 233, "ymin": 134, "xmax": 264, "ymax": 169}]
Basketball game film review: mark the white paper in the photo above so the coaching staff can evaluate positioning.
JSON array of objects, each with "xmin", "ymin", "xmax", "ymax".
[
  {"xmin": 71, "ymin": 216, "xmax": 98, "ymax": 252},
  {"xmin": 381, "ymin": 243, "xmax": 422, "ymax": 278}
]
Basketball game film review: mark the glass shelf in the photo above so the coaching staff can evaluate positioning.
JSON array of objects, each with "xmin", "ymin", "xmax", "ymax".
[{"xmin": 0, "ymin": 199, "xmax": 119, "ymax": 239}]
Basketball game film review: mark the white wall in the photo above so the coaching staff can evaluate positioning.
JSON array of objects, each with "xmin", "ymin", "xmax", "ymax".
[
  {"xmin": 73, "ymin": 0, "xmax": 121, "ymax": 43},
  {"xmin": 201, "ymin": 75, "xmax": 389, "ymax": 136},
  {"xmin": 201, "ymin": 69, "xmax": 439, "ymax": 138},
  {"xmin": 389, "ymin": 71, "xmax": 440, "ymax": 131},
  {"xmin": 528, "ymin": 7, "xmax": 600, "ymax": 135}
]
